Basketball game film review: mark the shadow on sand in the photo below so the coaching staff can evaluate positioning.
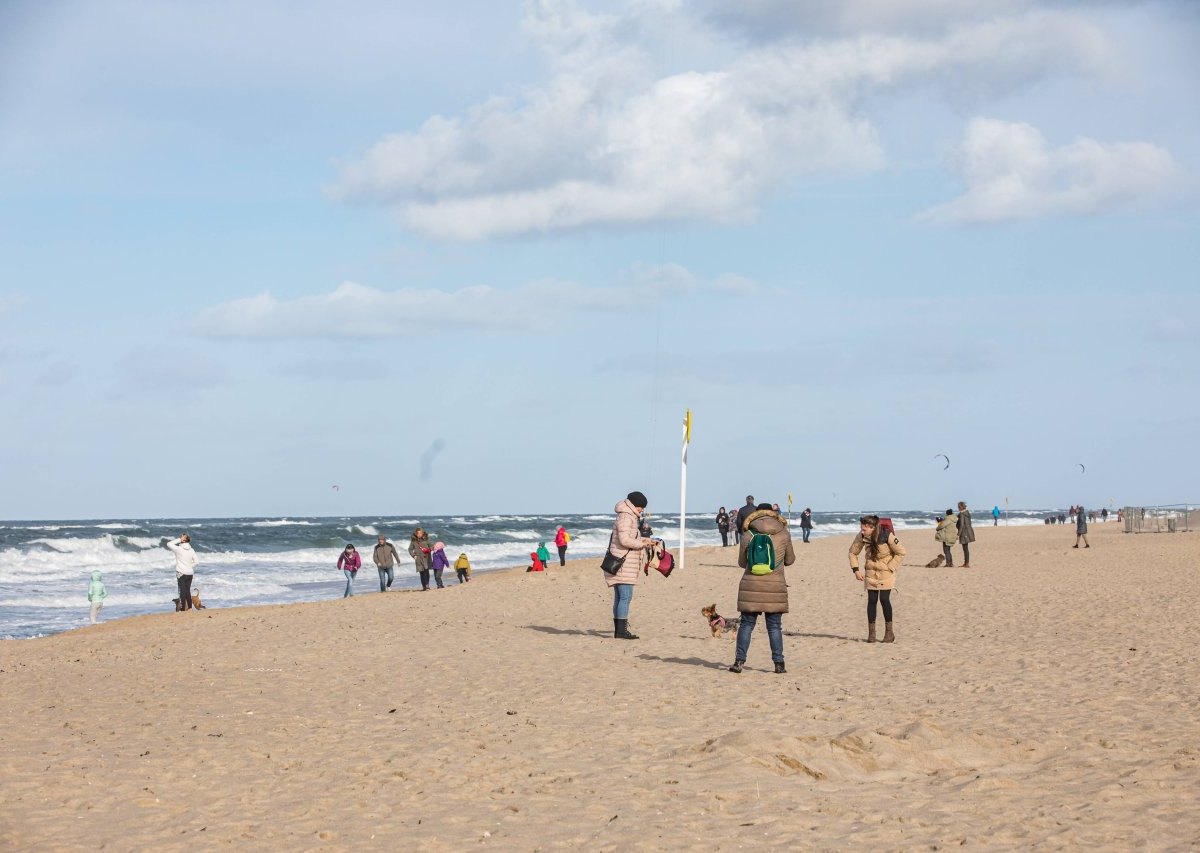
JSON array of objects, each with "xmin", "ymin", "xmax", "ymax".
[
  {"xmin": 634, "ymin": 653, "xmax": 725, "ymax": 670},
  {"xmin": 525, "ymin": 625, "xmax": 609, "ymax": 638}
]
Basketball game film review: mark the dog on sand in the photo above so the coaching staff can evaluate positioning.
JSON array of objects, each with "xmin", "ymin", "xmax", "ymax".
[
  {"xmin": 925, "ymin": 554, "xmax": 946, "ymax": 568},
  {"xmin": 701, "ymin": 604, "xmax": 739, "ymax": 638},
  {"xmin": 173, "ymin": 589, "xmax": 206, "ymax": 611}
]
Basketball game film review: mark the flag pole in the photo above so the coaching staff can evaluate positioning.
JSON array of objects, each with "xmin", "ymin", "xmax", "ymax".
[{"xmin": 680, "ymin": 409, "xmax": 691, "ymax": 574}]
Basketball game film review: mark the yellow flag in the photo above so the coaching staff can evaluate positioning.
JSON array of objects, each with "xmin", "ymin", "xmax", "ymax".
[{"xmin": 683, "ymin": 409, "xmax": 692, "ymax": 445}]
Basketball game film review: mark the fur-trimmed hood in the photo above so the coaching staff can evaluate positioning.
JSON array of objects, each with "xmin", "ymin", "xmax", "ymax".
[{"xmin": 742, "ymin": 508, "xmax": 787, "ymax": 533}]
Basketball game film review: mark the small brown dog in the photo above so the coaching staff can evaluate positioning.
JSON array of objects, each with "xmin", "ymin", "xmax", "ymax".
[
  {"xmin": 173, "ymin": 589, "xmax": 206, "ymax": 611},
  {"xmin": 925, "ymin": 554, "xmax": 946, "ymax": 568},
  {"xmin": 701, "ymin": 604, "xmax": 739, "ymax": 638}
]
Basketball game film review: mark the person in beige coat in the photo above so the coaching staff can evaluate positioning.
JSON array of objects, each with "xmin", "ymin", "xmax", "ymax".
[
  {"xmin": 848, "ymin": 515, "xmax": 906, "ymax": 643},
  {"xmin": 730, "ymin": 504, "xmax": 796, "ymax": 674},
  {"xmin": 602, "ymin": 491, "xmax": 657, "ymax": 639},
  {"xmin": 935, "ymin": 509, "xmax": 958, "ymax": 567}
]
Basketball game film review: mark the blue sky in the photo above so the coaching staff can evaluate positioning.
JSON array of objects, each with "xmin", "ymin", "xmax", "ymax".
[{"xmin": 1, "ymin": 0, "xmax": 1197, "ymax": 520}]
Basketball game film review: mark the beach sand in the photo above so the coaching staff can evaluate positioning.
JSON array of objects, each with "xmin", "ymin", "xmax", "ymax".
[{"xmin": 2, "ymin": 522, "xmax": 1197, "ymax": 850}]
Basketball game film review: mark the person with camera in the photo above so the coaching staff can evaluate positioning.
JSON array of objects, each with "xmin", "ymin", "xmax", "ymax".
[
  {"xmin": 601, "ymin": 491, "xmax": 657, "ymax": 640},
  {"xmin": 165, "ymin": 533, "xmax": 199, "ymax": 612}
]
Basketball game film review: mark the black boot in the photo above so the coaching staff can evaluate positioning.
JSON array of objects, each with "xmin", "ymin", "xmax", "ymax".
[{"xmin": 614, "ymin": 618, "xmax": 639, "ymax": 639}]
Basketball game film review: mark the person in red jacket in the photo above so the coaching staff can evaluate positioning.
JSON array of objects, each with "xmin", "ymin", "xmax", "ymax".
[{"xmin": 528, "ymin": 551, "xmax": 545, "ymax": 572}]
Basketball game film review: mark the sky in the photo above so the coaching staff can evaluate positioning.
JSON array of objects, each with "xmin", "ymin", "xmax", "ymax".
[{"xmin": 1, "ymin": 0, "xmax": 1197, "ymax": 520}]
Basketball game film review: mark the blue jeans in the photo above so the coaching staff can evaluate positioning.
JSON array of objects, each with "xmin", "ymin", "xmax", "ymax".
[
  {"xmin": 343, "ymin": 569, "xmax": 356, "ymax": 597},
  {"xmin": 735, "ymin": 612, "xmax": 783, "ymax": 664},
  {"xmin": 377, "ymin": 565, "xmax": 394, "ymax": 591},
  {"xmin": 612, "ymin": 584, "xmax": 634, "ymax": 618}
]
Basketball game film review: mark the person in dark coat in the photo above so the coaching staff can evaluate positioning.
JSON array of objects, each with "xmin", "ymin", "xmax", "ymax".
[
  {"xmin": 730, "ymin": 504, "xmax": 796, "ymax": 674},
  {"xmin": 1074, "ymin": 506, "xmax": 1090, "ymax": 548},
  {"xmin": 799, "ymin": 508, "xmax": 813, "ymax": 543},
  {"xmin": 715, "ymin": 507, "xmax": 730, "ymax": 547}
]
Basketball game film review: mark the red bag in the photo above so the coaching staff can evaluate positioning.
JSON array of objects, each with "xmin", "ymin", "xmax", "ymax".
[
  {"xmin": 877, "ymin": 517, "xmax": 895, "ymax": 540},
  {"xmin": 654, "ymin": 548, "xmax": 674, "ymax": 578}
]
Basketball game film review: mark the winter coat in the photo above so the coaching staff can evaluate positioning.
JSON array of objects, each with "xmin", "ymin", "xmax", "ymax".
[
  {"xmin": 800, "ymin": 509, "xmax": 813, "ymax": 530},
  {"xmin": 736, "ymin": 510, "xmax": 796, "ymax": 614},
  {"xmin": 166, "ymin": 538, "xmax": 199, "ymax": 575},
  {"xmin": 536, "ymin": 543, "xmax": 551, "ymax": 565},
  {"xmin": 957, "ymin": 509, "xmax": 976, "ymax": 544},
  {"xmin": 432, "ymin": 548, "xmax": 450, "ymax": 571},
  {"xmin": 87, "ymin": 571, "xmax": 107, "ymax": 603},
  {"xmin": 373, "ymin": 541, "xmax": 402, "ymax": 568},
  {"xmin": 715, "ymin": 511, "xmax": 729, "ymax": 532},
  {"xmin": 555, "ymin": 527, "xmax": 570, "ymax": 548},
  {"xmin": 935, "ymin": 514, "xmax": 959, "ymax": 545},
  {"xmin": 454, "ymin": 554, "xmax": 471, "ymax": 573},
  {"xmin": 337, "ymin": 550, "xmax": 361, "ymax": 572},
  {"xmin": 848, "ymin": 531, "xmax": 906, "ymax": 591},
  {"xmin": 1076, "ymin": 512, "xmax": 1088, "ymax": 535},
  {"xmin": 735, "ymin": 502, "xmax": 757, "ymax": 532},
  {"xmin": 601, "ymin": 499, "xmax": 652, "ymax": 588},
  {"xmin": 408, "ymin": 535, "xmax": 432, "ymax": 571}
]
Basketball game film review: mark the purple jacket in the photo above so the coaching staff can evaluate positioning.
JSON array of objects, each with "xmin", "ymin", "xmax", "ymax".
[
  {"xmin": 337, "ymin": 550, "xmax": 361, "ymax": 571},
  {"xmin": 432, "ymin": 549, "xmax": 450, "ymax": 571}
]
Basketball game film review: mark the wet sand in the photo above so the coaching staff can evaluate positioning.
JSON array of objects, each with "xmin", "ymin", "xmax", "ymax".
[{"xmin": 1, "ymin": 521, "xmax": 1197, "ymax": 850}]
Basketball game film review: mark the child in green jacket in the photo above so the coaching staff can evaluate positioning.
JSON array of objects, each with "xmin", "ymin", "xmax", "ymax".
[{"xmin": 87, "ymin": 570, "xmax": 108, "ymax": 624}]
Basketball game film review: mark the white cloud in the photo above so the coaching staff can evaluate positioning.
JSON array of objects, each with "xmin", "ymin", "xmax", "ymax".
[
  {"xmin": 920, "ymin": 118, "xmax": 1184, "ymax": 223},
  {"xmin": 332, "ymin": 1, "xmax": 1113, "ymax": 239},
  {"xmin": 194, "ymin": 265, "xmax": 756, "ymax": 340}
]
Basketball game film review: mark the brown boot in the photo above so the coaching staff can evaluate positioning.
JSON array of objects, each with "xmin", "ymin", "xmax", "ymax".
[
  {"xmin": 867, "ymin": 622, "xmax": 877, "ymax": 643},
  {"xmin": 883, "ymin": 622, "xmax": 895, "ymax": 643}
]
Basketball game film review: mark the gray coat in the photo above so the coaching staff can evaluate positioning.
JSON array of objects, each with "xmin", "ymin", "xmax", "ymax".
[
  {"xmin": 736, "ymin": 510, "xmax": 796, "ymax": 614},
  {"xmin": 957, "ymin": 509, "xmax": 976, "ymax": 544}
]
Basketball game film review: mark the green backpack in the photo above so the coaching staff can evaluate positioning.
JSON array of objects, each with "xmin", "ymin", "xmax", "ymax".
[{"xmin": 747, "ymin": 532, "xmax": 776, "ymax": 576}]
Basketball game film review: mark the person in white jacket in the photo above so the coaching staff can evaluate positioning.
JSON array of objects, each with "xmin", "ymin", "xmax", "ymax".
[{"xmin": 166, "ymin": 533, "xmax": 200, "ymax": 611}]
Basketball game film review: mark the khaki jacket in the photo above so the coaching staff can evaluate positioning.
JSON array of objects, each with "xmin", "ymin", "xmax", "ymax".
[
  {"xmin": 848, "ymin": 532, "xmax": 906, "ymax": 591},
  {"xmin": 736, "ymin": 510, "xmax": 796, "ymax": 613},
  {"xmin": 935, "ymin": 515, "xmax": 959, "ymax": 545},
  {"xmin": 957, "ymin": 509, "xmax": 975, "ymax": 544}
]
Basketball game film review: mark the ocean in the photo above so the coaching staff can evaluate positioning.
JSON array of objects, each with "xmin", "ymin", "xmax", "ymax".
[{"xmin": 0, "ymin": 510, "xmax": 1046, "ymax": 639}]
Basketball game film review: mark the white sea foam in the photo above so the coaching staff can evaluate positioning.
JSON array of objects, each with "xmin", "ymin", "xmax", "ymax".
[
  {"xmin": 249, "ymin": 519, "xmax": 317, "ymax": 527},
  {"xmin": 344, "ymin": 525, "xmax": 379, "ymax": 537}
]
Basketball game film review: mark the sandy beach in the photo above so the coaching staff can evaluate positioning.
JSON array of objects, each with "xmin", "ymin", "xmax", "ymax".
[{"xmin": 1, "ymin": 521, "xmax": 1197, "ymax": 850}]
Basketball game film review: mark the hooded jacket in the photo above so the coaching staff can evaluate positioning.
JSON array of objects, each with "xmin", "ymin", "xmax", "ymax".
[
  {"xmin": 602, "ymin": 499, "xmax": 652, "ymax": 587},
  {"xmin": 432, "ymin": 546, "xmax": 450, "ymax": 571},
  {"xmin": 848, "ymin": 530, "xmax": 906, "ymax": 590},
  {"xmin": 166, "ymin": 538, "xmax": 199, "ymax": 575},
  {"xmin": 373, "ymin": 541, "xmax": 402, "ymax": 568},
  {"xmin": 454, "ymin": 554, "xmax": 471, "ymax": 572},
  {"xmin": 337, "ymin": 549, "xmax": 361, "ymax": 572},
  {"xmin": 555, "ymin": 527, "xmax": 570, "ymax": 548},
  {"xmin": 800, "ymin": 509, "xmax": 813, "ymax": 530},
  {"xmin": 736, "ymin": 510, "xmax": 796, "ymax": 613},
  {"xmin": 87, "ymin": 571, "xmax": 107, "ymax": 603},
  {"xmin": 935, "ymin": 514, "xmax": 959, "ymax": 545},
  {"xmin": 536, "ymin": 543, "xmax": 551, "ymax": 565}
]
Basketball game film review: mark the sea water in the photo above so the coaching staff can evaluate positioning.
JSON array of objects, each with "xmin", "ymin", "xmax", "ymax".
[{"xmin": 0, "ymin": 510, "xmax": 1045, "ymax": 639}]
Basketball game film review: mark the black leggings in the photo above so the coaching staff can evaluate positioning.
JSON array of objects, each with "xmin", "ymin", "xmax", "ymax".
[
  {"xmin": 177, "ymin": 573, "xmax": 194, "ymax": 610},
  {"xmin": 719, "ymin": 529, "xmax": 729, "ymax": 547},
  {"xmin": 867, "ymin": 589, "xmax": 892, "ymax": 623},
  {"xmin": 418, "ymin": 569, "xmax": 430, "ymax": 589},
  {"xmin": 961, "ymin": 542, "xmax": 970, "ymax": 564},
  {"xmin": 557, "ymin": 545, "xmax": 567, "ymax": 566}
]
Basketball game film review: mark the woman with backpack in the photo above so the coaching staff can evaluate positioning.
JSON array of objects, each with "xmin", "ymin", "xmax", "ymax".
[
  {"xmin": 554, "ymin": 526, "xmax": 570, "ymax": 565},
  {"xmin": 730, "ymin": 503, "xmax": 796, "ymax": 674},
  {"xmin": 848, "ymin": 515, "xmax": 906, "ymax": 643}
]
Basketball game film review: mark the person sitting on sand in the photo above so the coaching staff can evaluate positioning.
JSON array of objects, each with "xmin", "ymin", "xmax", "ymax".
[
  {"xmin": 729, "ymin": 503, "xmax": 796, "ymax": 674},
  {"xmin": 337, "ymin": 544, "xmax": 361, "ymax": 598},
  {"xmin": 431, "ymin": 542, "xmax": 449, "ymax": 588},
  {"xmin": 849, "ymin": 515, "xmax": 906, "ymax": 643},
  {"xmin": 528, "ymin": 551, "xmax": 545, "ymax": 572},
  {"xmin": 454, "ymin": 552, "xmax": 472, "ymax": 583},
  {"xmin": 409, "ymin": 528, "xmax": 433, "ymax": 590},
  {"xmin": 87, "ymin": 570, "xmax": 107, "ymax": 624}
]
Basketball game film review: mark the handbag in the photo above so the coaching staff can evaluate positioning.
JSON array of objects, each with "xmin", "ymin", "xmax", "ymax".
[
  {"xmin": 600, "ymin": 550, "xmax": 626, "ymax": 575},
  {"xmin": 654, "ymin": 548, "xmax": 674, "ymax": 578}
]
